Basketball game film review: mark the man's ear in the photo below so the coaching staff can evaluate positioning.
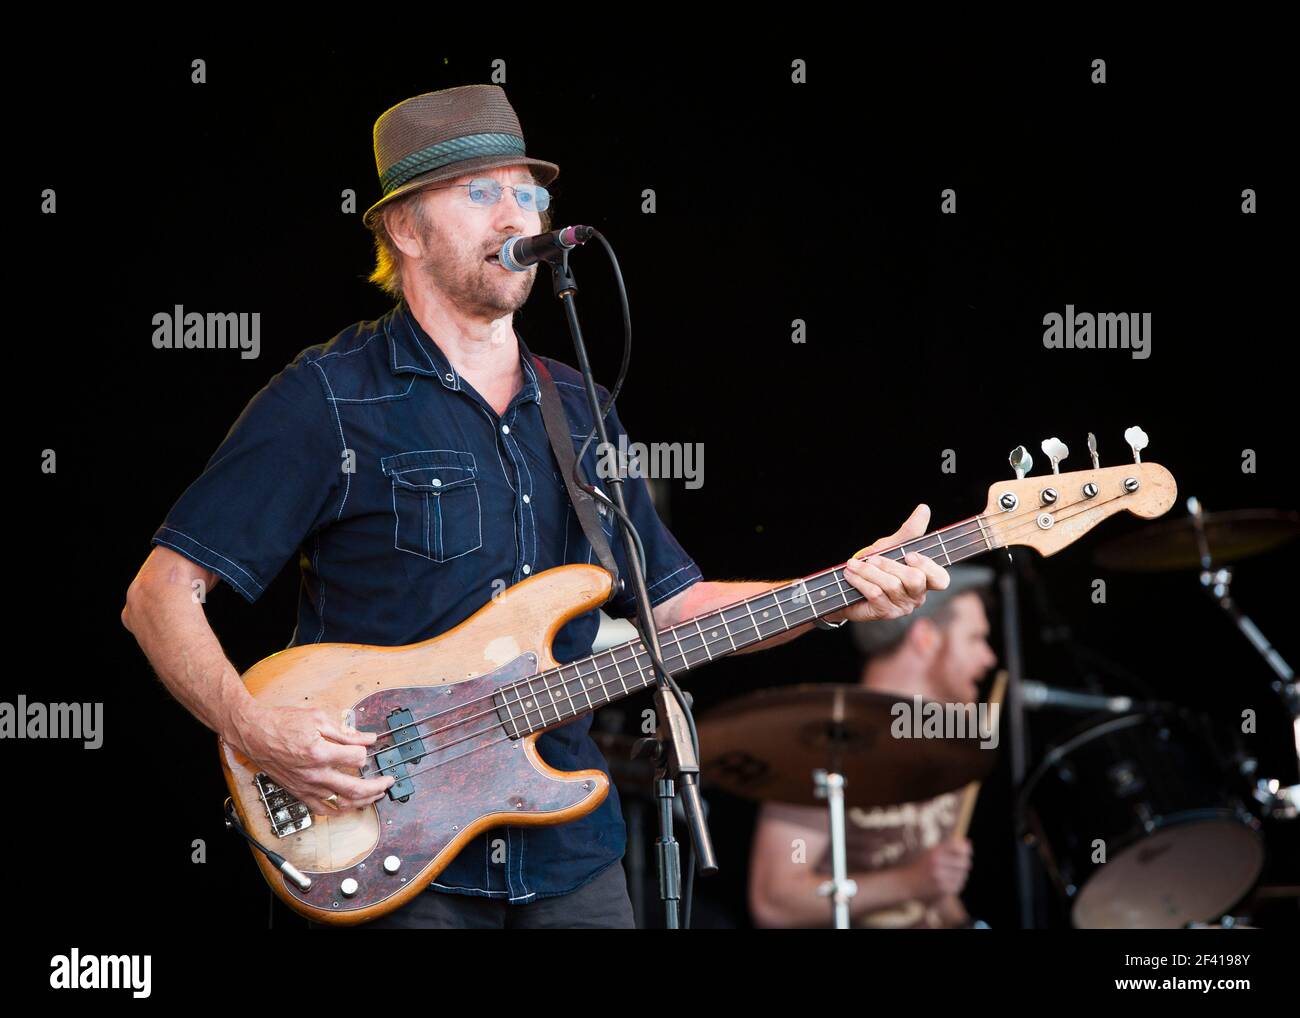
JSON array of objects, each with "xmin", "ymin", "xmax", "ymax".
[
  {"xmin": 907, "ymin": 617, "xmax": 942, "ymax": 661},
  {"xmin": 384, "ymin": 202, "xmax": 425, "ymax": 259}
]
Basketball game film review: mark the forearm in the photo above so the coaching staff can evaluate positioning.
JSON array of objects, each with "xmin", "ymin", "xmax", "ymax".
[
  {"xmin": 659, "ymin": 579, "xmax": 833, "ymax": 654},
  {"xmin": 122, "ymin": 580, "xmax": 256, "ymax": 748}
]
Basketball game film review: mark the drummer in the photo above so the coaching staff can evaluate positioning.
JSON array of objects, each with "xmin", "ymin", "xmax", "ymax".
[{"xmin": 748, "ymin": 565, "xmax": 997, "ymax": 928}]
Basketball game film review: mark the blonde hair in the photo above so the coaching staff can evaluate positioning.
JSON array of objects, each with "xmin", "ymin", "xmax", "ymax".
[{"xmin": 366, "ymin": 176, "xmax": 555, "ymax": 300}]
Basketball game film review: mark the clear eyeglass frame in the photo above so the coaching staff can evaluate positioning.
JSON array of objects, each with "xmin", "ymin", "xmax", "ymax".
[{"xmin": 424, "ymin": 177, "xmax": 550, "ymax": 212}]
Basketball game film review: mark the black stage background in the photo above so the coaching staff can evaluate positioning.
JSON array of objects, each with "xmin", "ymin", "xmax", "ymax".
[{"xmin": 12, "ymin": 36, "xmax": 1296, "ymax": 993}]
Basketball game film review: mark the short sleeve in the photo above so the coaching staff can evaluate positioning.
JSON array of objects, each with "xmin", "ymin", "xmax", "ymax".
[
  {"xmin": 149, "ymin": 353, "xmax": 342, "ymax": 604},
  {"xmin": 600, "ymin": 402, "xmax": 703, "ymax": 618}
]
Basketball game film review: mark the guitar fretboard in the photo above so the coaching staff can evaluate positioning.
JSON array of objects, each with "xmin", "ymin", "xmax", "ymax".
[{"xmin": 493, "ymin": 515, "xmax": 995, "ymax": 738}]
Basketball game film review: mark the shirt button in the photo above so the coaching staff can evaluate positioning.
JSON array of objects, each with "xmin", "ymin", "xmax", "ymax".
[
  {"xmin": 444, "ymin": 372, "xmax": 454, "ymax": 382},
  {"xmin": 501, "ymin": 424, "xmax": 510, "ymax": 435},
  {"xmin": 522, "ymin": 564, "xmax": 531, "ymax": 574},
  {"xmin": 431, "ymin": 478, "xmax": 442, "ymax": 487},
  {"xmin": 522, "ymin": 494, "xmax": 531, "ymax": 504}
]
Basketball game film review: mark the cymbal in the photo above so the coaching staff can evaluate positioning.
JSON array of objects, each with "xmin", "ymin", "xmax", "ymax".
[
  {"xmin": 1094, "ymin": 509, "xmax": 1299, "ymax": 572},
  {"xmin": 696, "ymin": 684, "xmax": 996, "ymax": 809}
]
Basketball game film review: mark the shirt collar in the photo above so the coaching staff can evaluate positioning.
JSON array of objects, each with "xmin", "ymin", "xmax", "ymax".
[{"xmin": 388, "ymin": 298, "xmax": 541, "ymax": 404}]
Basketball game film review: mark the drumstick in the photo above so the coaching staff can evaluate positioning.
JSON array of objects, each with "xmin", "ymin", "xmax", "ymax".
[{"xmin": 951, "ymin": 669, "xmax": 1008, "ymax": 841}]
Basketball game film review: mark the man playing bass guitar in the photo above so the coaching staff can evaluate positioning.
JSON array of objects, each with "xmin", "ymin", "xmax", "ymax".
[{"xmin": 121, "ymin": 85, "xmax": 949, "ymax": 930}]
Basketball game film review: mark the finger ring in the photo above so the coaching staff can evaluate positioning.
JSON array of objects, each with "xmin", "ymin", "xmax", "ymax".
[{"xmin": 325, "ymin": 793, "xmax": 340, "ymax": 806}]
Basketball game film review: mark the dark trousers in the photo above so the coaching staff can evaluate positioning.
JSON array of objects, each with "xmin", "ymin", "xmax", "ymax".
[{"xmin": 309, "ymin": 860, "xmax": 636, "ymax": 930}]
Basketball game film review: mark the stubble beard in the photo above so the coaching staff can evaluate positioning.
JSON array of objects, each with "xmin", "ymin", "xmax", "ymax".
[{"xmin": 418, "ymin": 223, "xmax": 536, "ymax": 321}]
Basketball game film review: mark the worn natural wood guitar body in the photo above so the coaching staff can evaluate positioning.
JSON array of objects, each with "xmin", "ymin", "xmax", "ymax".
[{"xmin": 221, "ymin": 564, "xmax": 618, "ymax": 926}]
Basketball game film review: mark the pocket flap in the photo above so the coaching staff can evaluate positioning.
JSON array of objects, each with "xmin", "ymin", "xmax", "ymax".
[{"xmin": 381, "ymin": 449, "xmax": 477, "ymax": 492}]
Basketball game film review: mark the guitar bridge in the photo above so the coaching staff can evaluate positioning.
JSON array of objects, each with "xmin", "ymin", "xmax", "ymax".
[{"xmin": 254, "ymin": 773, "xmax": 313, "ymax": 837}]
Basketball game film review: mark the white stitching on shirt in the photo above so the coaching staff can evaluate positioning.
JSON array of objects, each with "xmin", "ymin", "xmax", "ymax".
[
  {"xmin": 502, "ymin": 425, "xmax": 537, "ymax": 568},
  {"xmin": 153, "ymin": 527, "xmax": 262, "ymax": 592},
  {"xmin": 647, "ymin": 563, "xmax": 693, "ymax": 590},
  {"xmin": 312, "ymin": 532, "xmax": 326, "ymax": 643},
  {"xmin": 652, "ymin": 569, "xmax": 701, "ymax": 599},
  {"xmin": 470, "ymin": 402, "xmax": 523, "ymax": 581},
  {"xmin": 309, "ymin": 358, "xmax": 351, "ymax": 521},
  {"xmin": 513, "ymin": 828, "xmax": 534, "ymax": 902},
  {"xmin": 150, "ymin": 536, "xmax": 258, "ymax": 602}
]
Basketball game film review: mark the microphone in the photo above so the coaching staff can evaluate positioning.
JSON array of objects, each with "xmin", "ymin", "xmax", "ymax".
[
  {"xmin": 1019, "ymin": 680, "xmax": 1136, "ymax": 714},
  {"xmin": 499, "ymin": 226, "xmax": 595, "ymax": 271}
]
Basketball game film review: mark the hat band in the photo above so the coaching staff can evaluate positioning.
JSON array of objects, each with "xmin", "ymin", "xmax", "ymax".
[{"xmin": 380, "ymin": 133, "xmax": 528, "ymax": 194}]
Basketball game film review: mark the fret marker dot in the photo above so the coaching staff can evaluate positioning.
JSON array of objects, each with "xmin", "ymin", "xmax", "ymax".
[
  {"xmin": 711, "ymin": 630, "xmax": 718, "ymax": 637},
  {"xmin": 525, "ymin": 700, "xmax": 533, "ymax": 708},
  {"xmin": 763, "ymin": 611, "xmax": 770, "ymax": 618}
]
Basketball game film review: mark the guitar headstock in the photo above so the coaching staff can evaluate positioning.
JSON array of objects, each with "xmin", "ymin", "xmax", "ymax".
[{"xmin": 981, "ymin": 429, "xmax": 1177, "ymax": 557}]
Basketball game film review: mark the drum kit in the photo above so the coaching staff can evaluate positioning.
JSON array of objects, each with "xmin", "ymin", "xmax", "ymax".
[
  {"xmin": 1018, "ymin": 710, "xmax": 1267, "ymax": 928},
  {"xmin": 1017, "ymin": 501, "xmax": 1298, "ymax": 929},
  {"xmin": 639, "ymin": 500, "xmax": 1299, "ymax": 929}
]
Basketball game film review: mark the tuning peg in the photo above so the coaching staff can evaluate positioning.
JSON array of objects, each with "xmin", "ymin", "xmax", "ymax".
[
  {"xmin": 1009, "ymin": 445, "xmax": 1033, "ymax": 479},
  {"xmin": 1040, "ymin": 437, "xmax": 1069, "ymax": 475},
  {"xmin": 1087, "ymin": 432, "xmax": 1100, "ymax": 469},
  {"xmin": 1124, "ymin": 425, "xmax": 1149, "ymax": 463}
]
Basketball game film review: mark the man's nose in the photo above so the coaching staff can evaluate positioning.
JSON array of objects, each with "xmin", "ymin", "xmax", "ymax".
[{"xmin": 491, "ymin": 188, "xmax": 536, "ymax": 232}]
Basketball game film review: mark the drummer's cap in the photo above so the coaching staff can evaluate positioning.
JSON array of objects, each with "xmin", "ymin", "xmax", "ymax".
[{"xmin": 850, "ymin": 564, "xmax": 995, "ymax": 658}]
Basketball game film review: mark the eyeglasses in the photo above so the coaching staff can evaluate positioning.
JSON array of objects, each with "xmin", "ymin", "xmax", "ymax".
[{"xmin": 425, "ymin": 177, "xmax": 551, "ymax": 212}]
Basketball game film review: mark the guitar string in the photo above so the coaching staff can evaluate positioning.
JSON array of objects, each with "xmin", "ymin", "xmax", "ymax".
[
  {"xmin": 361, "ymin": 514, "xmax": 995, "ymax": 757},
  {"xmin": 364, "ymin": 517, "xmax": 1027, "ymax": 775},
  {"xmin": 364, "ymin": 503, "xmax": 1035, "ymax": 751},
  {"xmin": 375, "ymin": 493, "xmax": 1130, "ymax": 801},
  {"xmin": 364, "ymin": 492, "xmax": 1112, "ymax": 764},
  {"xmin": 351, "ymin": 490, "xmax": 1131, "ymax": 793},
  {"xmin": 367, "ymin": 482, "xmax": 1122, "ymax": 756}
]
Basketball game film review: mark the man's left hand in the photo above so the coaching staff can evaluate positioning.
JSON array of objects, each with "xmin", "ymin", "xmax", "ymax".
[{"xmin": 830, "ymin": 504, "xmax": 950, "ymax": 624}]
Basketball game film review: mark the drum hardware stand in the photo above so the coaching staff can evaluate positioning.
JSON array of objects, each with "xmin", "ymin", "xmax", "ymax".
[
  {"xmin": 813, "ymin": 748, "xmax": 857, "ymax": 930},
  {"xmin": 1188, "ymin": 496, "xmax": 1299, "ymax": 817}
]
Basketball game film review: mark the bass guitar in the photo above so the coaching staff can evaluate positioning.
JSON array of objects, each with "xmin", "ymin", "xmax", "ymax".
[{"xmin": 221, "ymin": 436, "xmax": 1175, "ymax": 924}]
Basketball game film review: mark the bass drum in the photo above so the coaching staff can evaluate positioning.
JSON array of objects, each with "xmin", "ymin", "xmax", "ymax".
[{"xmin": 1022, "ymin": 712, "xmax": 1265, "ymax": 929}]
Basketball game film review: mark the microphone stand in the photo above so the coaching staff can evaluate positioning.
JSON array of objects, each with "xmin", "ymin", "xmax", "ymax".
[{"xmin": 541, "ymin": 243, "xmax": 717, "ymax": 929}]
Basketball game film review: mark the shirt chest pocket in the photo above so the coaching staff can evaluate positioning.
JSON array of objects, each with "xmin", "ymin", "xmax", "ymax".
[{"xmin": 380, "ymin": 449, "xmax": 483, "ymax": 562}]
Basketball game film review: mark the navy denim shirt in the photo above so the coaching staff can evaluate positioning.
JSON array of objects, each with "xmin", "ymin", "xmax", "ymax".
[{"xmin": 150, "ymin": 298, "xmax": 702, "ymax": 902}]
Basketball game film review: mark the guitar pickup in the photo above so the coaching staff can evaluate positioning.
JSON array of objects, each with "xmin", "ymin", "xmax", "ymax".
[{"xmin": 376, "ymin": 707, "xmax": 426, "ymax": 801}]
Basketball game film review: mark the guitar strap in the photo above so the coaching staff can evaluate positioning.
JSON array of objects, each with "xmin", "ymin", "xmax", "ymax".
[{"xmin": 530, "ymin": 354, "xmax": 622, "ymax": 596}]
